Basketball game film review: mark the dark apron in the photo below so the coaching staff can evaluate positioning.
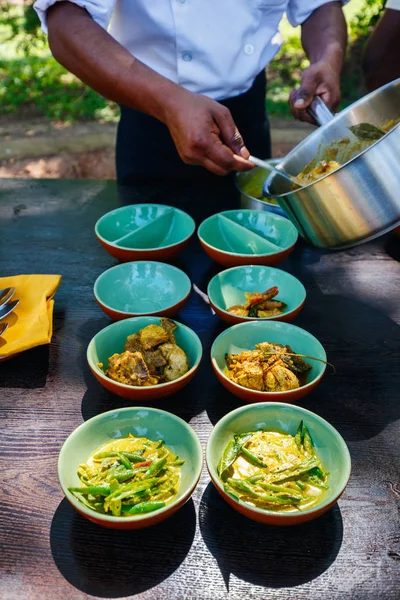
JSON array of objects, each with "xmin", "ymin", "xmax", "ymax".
[{"xmin": 116, "ymin": 70, "xmax": 271, "ymax": 185}]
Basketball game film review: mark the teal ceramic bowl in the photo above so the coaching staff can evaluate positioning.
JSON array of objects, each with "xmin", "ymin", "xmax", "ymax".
[
  {"xmin": 207, "ymin": 265, "xmax": 306, "ymax": 324},
  {"xmin": 87, "ymin": 317, "xmax": 203, "ymax": 400},
  {"xmin": 94, "ymin": 261, "xmax": 192, "ymax": 320},
  {"xmin": 206, "ymin": 402, "xmax": 351, "ymax": 525},
  {"xmin": 211, "ymin": 320, "xmax": 326, "ymax": 403},
  {"xmin": 198, "ymin": 209, "xmax": 298, "ymax": 268},
  {"xmin": 95, "ymin": 204, "xmax": 195, "ymax": 262},
  {"xmin": 59, "ymin": 406, "xmax": 203, "ymax": 529}
]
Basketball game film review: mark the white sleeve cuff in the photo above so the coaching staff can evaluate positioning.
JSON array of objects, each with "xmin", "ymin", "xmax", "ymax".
[
  {"xmin": 386, "ymin": 0, "xmax": 400, "ymax": 10},
  {"xmin": 286, "ymin": 0, "xmax": 349, "ymax": 28},
  {"xmin": 33, "ymin": 0, "xmax": 115, "ymax": 33}
]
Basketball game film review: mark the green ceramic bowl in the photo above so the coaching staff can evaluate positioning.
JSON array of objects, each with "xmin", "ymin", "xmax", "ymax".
[
  {"xmin": 207, "ymin": 265, "xmax": 306, "ymax": 324},
  {"xmin": 197, "ymin": 209, "xmax": 298, "ymax": 267},
  {"xmin": 211, "ymin": 320, "xmax": 326, "ymax": 403},
  {"xmin": 59, "ymin": 406, "xmax": 203, "ymax": 529},
  {"xmin": 95, "ymin": 204, "xmax": 195, "ymax": 262},
  {"xmin": 206, "ymin": 402, "xmax": 351, "ymax": 525},
  {"xmin": 94, "ymin": 261, "xmax": 192, "ymax": 320},
  {"xmin": 87, "ymin": 316, "xmax": 203, "ymax": 400}
]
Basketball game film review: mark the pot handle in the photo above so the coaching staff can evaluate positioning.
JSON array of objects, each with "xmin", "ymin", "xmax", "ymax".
[{"xmin": 308, "ymin": 96, "xmax": 335, "ymax": 126}]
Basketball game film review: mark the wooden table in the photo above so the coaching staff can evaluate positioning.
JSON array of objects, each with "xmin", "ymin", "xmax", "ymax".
[{"xmin": 1, "ymin": 178, "xmax": 399, "ymax": 600}]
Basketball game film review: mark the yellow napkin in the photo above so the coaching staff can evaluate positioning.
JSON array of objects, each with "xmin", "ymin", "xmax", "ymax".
[{"xmin": 0, "ymin": 274, "xmax": 62, "ymax": 358}]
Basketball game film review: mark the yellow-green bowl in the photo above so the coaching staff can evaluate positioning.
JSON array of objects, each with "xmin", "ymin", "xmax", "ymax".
[
  {"xmin": 87, "ymin": 317, "xmax": 203, "ymax": 400},
  {"xmin": 206, "ymin": 402, "xmax": 351, "ymax": 525},
  {"xmin": 198, "ymin": 209, "xmax": 298, "ymax": 268},
  {"xmin": 94, "ymin": 261, "xmax": 192, "ymax": 320},
  {"xmin": 59, "ymin": 406, "xmax": 203, "ymax": 529},
  {"xmin": 211, "ymin": 320, "xmax": 326, "ymax": 403},
  {"xmin": 207, "ymin": 265, "xmax": 306, "ymax": 324}
]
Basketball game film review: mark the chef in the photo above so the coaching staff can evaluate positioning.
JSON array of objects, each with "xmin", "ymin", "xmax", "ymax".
[
  {"xmin": 362, "ymin": 0, "xmax": 400, "ymax": 92},
  {"xmin": 34, "ymin": 1, "xmax": 347, "ymax": 185}
]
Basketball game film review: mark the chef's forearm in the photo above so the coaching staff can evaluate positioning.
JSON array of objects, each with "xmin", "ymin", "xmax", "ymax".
[
  {"xmin": 47, "ymin": 2, "xmax": 184, "ymax": 124},
  {"xmin": 301, "ymin": 2, "xmax": 347, "ymax": 73}
]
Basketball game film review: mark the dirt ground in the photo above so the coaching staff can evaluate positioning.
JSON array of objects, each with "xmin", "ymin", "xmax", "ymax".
[{"xmin": 0, "ymin": 118, "xmax": 314, "ymax": 179}]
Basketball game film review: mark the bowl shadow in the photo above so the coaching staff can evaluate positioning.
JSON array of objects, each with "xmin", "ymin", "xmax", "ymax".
[
  {"xmin": 50, "ymin": 497, "xmax": 196, "ymax": 598},
  {"xmin": 199, "ymin": 482, "xmax": 343, "ymax": 590}
]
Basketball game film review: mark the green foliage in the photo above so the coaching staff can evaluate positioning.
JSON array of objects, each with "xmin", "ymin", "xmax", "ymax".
[
  {"xmin": 0, "ymin": 0, "xmax": 387, "ymax": 122},
  {"xmin": 348, "ymin": 0, "xmax": 384, "ymax": 38},
  {"xmin": 0, "ymin": 55, "xmax": 118, "ymax": 120}
]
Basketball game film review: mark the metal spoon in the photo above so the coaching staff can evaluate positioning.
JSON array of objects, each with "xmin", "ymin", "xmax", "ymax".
[
  {"xmin": 0, "ymin": 322, "xmax": 8, "ymax": 337},
  {"xmin": 0, "ymin": 287, "xmax": 15, "ymax": 309},
  {"xmin": 0, "ymin": 299, "xmax": 19, "ymax": 321},
  {"xmin": 248, "ymin": 155, "xmax": 300, "ymax": 189}
]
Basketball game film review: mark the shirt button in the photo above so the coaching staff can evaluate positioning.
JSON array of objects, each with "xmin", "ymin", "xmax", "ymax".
[
  {"xmin": 244, "ymin": 44, "xmax": 254, "ymax": 55},
  {"xmin": 182, "ymin": 52, "xmax": 192, "ymax": 62}
]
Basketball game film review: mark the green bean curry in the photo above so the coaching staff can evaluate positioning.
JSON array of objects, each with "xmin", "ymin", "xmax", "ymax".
[
  {"xmin": 68, "ymin": 434, "xmax": 184, "ymax": 517},
  {"xmin": 218, "ymin": 420, "xmax": 329, "ymax": 512}
]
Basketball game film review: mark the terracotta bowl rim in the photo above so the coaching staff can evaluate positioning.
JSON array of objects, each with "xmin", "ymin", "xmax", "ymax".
[
  {"xmin": 205, "ymin": 401, "xmax": 352, "ymax": 521},
  {"xmin": 58, "ymin": 405, "xmax": 204, "ymax": 525}
]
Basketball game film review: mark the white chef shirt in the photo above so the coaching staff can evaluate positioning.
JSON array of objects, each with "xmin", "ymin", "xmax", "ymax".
[
  {"xmin": 34, "ymin": 0, "xmax": 338, "ymax": 100},
  {"xmin": 386, "ymin": 0, "xmax": 400, "ymax": 8}
]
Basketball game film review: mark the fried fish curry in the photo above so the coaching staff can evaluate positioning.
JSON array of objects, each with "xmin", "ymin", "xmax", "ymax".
[
  {"xmin": 226, "ymin": 286, "xmax": 286, "ymax": 318},
  {"xmin": 69, "ymin": 434, "xmax": 184, "ymax": 517},
  {"xmin": 225, "ymin": 341, "xmax": 311, "ymax": 392},
  {"xmin": 103, "ymin": 318, "xmax": 189, "ymax": 386},
  {"xmin": 295, "ymin": 160, "xmax": 341, "ymax": 186},
  {"xmin": 218, "ymin": 420, "xmax": 329, "ymax": 513}
]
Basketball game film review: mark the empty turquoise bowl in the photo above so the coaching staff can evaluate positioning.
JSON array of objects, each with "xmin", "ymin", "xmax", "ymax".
[
  {"xmin": 87, "ymin": 316, "xmax": 203, "ymax": 400},
  {"xmin": 206, "ymin": 402, "xmax": 351, "ymax": 525},
  {"xmin": 95, "ymin": 204, "xmax": 195, "ymax": 262},
  {"xmin": 59, "ymin": 406, "xmax": 203, "ymax": 529},
  {"xmin": 207, "ymin": 265, "xmax": 306, "ymax": 324},
  {"xmin": 94, "ymin": 261, "xmax": 192, "ymax": 320},
  {"xmin": 198, "ymin": 210, "xmax": 298, "ymax": 267},
  {"xmin": 211, "ymin": 320, "xmax": 326, "ymax": 403}
]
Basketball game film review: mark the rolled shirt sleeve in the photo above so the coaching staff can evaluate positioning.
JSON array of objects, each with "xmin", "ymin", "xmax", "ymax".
[
  {"xmin": 286, "ymin": 0, "xmax": 348, "ymax": 27},
  {"xmin": 34, "ymin": 0, "xmax": 116, "ymax": 33},
  {"xmin": 386, "ymin": 0, "xmax": 400, "ymax": 9}
]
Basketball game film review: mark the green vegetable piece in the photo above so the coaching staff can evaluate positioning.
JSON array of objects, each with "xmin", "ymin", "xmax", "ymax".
[
  {"xmin": 118, "ymin": 452, "xmax": 132, "ymax": 470},
  {"xmin": 93, "ymin": 451, "xmax": 145, "ymax": 463},
  {"xmin": 71, "ymin": 491, "xmax": 98, "ymax": 511},
  {"xmin": 172, "ymin": 459, "xmax": 185, "ymax": 466},
  {"xmin": 227, "ymin": 478, "xmax": 301, "ymax": 505},
  {"xmin": 124, "ymin": 501, "xmax": 166, "ymax": 515},
  {"xmin": 240, "ymin": 446, "xmax": 267, "ymax": 468},
  {"xmin": 258, "ymin": 481, "xmax": 303, "ymax": 499},
  {"xmin": 143, "ymin": 456, "xmax": 167, "ymax": 479},
  {"xmin": 155, "ymin": 439, "xmax": 164, "ymax": 449},
  {"xmin": 114, "ymin": 469, "xmax": 135, "ymax": 483},
  {"xmin": 217, "ymin": 433, "xmax": 253, "ymax": 478},
  {"xmin": 246, "ymin": 474, "xmax": 264, "ymax": 484},
  {"xmin": 226, "ymin": 478, "xmax": 260, "ymax": 498},
  {"xmin": 68, "ymin": 484, "xmax": 111, "ymax": 496},
  {"xmin": 294, "ymin": 420, "xmax": 304, "ymax": 449},
  {"xmin": 302, "ymin": 424, "xmax": 316, "ymax": 456},
  {"xmin": 223, "ymin": 483, "xmax": 240, "ymax": 502}
]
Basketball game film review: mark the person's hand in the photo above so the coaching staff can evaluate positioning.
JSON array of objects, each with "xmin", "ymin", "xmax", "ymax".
[
  {"xmin": 289, "ymin": 61, "xmax": 341, "ymax": 124},
  {"xmin": 164, "ymin": 90, "xmax": 254, "ymax": 175}
]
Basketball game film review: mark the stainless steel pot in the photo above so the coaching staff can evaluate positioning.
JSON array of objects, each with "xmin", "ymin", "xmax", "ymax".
[
  {"xmin": 235, "ymin": 158, "xmax": 286, "ymax": 217},
  {"xmin": 263, "ymin": 78, "xmax": 400, "ymax": 249}
]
